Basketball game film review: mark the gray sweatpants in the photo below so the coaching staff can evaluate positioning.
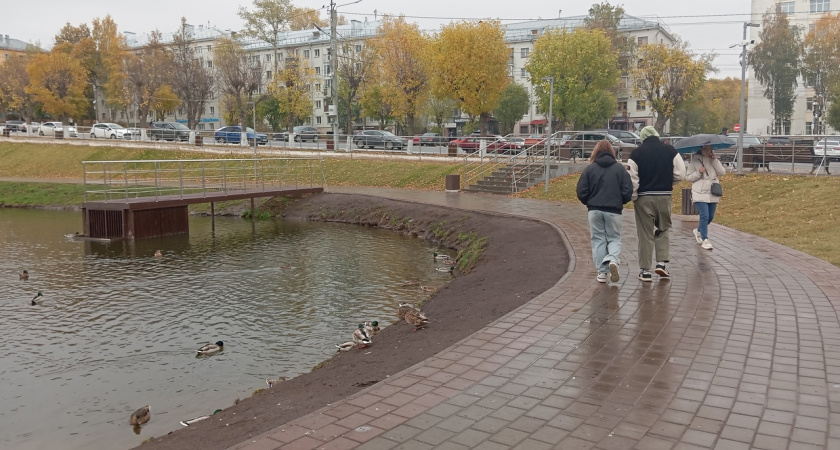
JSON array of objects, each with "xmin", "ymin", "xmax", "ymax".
[{"xmin": 633, "ymin": 195, "xmax": 672, "ymax": 270}]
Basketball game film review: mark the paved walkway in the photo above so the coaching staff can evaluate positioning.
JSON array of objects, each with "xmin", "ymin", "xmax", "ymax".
[{"xmin": 231, "ymin": 188, "xmax": 840, "ymax": 450}]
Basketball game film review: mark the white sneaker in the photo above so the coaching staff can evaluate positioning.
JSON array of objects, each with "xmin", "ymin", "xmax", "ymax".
[
  {"xmin": 701, "ymin": 239, "xmax": 713, "ymax": 250},
  {"xmin": 609, "ymin": 261, "xmax": 620, "ymax": 282},
  {"xmin": 693, "ymin": 229, "xmax": 702, "ymax": 244},
  {"xmin": 597, "ymin": 273, "xmax": 608, "ymax": 283}
]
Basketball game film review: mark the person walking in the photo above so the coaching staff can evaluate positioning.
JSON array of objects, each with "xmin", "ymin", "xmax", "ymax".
[
  {"xmin": 628, "ymin": 126, "xmax": 686, "ymax": 282},
  {"xmin": 576, "ymin": 140, "xmax": 633, "ymax": 283},
  {"xmin": 686, "ymin": 145, "xmax": 726, "ymax": 250}
]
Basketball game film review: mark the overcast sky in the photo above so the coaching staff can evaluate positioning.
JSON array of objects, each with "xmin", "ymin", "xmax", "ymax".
[{"xmin": 3, "ymin": 0, "xmax": 759, "ymax": 78}]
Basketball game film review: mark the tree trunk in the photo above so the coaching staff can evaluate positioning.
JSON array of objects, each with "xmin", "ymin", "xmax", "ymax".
[
  {"xmin": 479, "ymin": 112, "xmax": 490, "ymax": 136},
  {"xmin": 654, "ymin": 114, "xmax": 668, "ymax": 134}
]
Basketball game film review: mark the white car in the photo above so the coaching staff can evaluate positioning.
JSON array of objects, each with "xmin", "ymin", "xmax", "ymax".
[
  {"xmin": 90, "ymin": 123, "xmax": 133, "ymax": 139},
  {"xmin": 814, "ymin": 139, "xmax": 840, "ymax": 161},
  {"xmin": 38, "ymin": 121, "xmax": 78, "ymax": 137}
]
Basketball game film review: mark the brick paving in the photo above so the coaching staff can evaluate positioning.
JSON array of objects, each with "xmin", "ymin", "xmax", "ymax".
[{"xmin": 230, "ymin": 187, "xmax": 840, "ymax": 450}]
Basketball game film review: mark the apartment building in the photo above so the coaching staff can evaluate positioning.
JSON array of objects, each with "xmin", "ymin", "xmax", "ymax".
[
  {"xmin": 505, "ymin": 15, "xmax": 676, "ymax": 136},
  {"xmin": 747, "ymin": 0, "xmax": 837, "ymax": 136}
]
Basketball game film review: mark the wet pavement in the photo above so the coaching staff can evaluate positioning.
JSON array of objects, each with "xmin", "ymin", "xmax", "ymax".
[{"xmin": 231, "ymin": 187, "xmax": 840, "ymax": 450}]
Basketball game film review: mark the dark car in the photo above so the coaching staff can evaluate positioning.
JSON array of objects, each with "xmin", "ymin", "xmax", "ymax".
[
  {"xmin": 4, "ymin": 120, "xmax": 27, "ymax": 132},
  {"xmin": 418, "ymin": 132, "xmax": 449, "ymax": 146},
  {"xmin": 353, "ymin": 130, "xmax": 406, "ymax": 149},
  {"xmin": 560, "ymin": 132, "xmax": 634, "ymax": 160},
  {"xmin": 214, "ymin": 126, "xmax": 268, "ymax": 145},
  {"xmin": 276, "ymin": 125, "xmax": 319, "ymax": 142},
  {"xmin": 149, "ymin": 121, "xmax": 191, "ymax": 142},
  {"xmin": 596, "ymin": 129, "xmax": 641, "ymax": 145}
]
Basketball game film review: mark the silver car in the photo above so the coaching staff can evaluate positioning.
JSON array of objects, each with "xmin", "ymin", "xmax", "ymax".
[{"xmin": 38, "ymin": 121, "xmax": 77, "ymax": 137}]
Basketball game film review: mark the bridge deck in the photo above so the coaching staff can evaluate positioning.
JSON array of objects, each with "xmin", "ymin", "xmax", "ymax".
[{"xmin": 82, "ymin": 186, "xmax": 323, "ymax": 211}]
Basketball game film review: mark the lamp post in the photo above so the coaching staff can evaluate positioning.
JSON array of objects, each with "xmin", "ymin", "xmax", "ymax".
[
  {"xmin": 737, "ymin": 22, "xmax": 760, "ymax": 176},
  {"xmin": 248, "ymin": 101, "xmax": 258, "ymax": 180},
  {"xmin": 542, "ymin": 76, "xmax": 554, "ymax": 192}
]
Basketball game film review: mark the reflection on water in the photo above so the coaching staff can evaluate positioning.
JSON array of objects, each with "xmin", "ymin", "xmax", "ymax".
[{"xmin": 0, "ymin": 209, "xmax": 442, "ymax": 450}]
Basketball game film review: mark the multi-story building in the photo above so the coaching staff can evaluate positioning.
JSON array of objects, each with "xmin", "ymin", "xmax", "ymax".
[
  {"xmin": 505, "ymin": 15, "xmax": 676, "ymax": 136},
  {"xmin": 747, "ymin": 0, "xmax": 837, "ymax": 136},
  {"xmin": 0, "ymin": 34, "xmax": 31, "ymax": 63}
]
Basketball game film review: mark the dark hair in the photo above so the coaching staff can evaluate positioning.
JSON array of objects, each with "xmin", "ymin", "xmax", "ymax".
[{"xmin": 589, "ymin": 140, "xmax": 616, "ymax": 163}]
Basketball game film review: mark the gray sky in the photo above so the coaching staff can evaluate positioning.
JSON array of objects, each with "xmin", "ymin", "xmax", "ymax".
[{"xmin": 3, "ymin": 0, "xmax": 757, "ymax": 78}]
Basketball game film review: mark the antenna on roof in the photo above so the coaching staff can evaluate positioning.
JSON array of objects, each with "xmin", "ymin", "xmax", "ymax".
[{"xmin": 559, "ymin": 10, "xmax": 562, "ymax": 18}]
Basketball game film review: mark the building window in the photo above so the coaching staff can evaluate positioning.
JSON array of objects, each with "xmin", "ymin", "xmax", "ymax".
[
  {"xmin": 210, "ymin": 106, "xmax": 215, "ymax": 115},
  {"xmin": 315, "ymin": 83, "xmax": 321, "ymax": 92},
  {"xmin": 266, "ymin": 70, "xmax": 272, "ymax": 79},
  {"xmin": 355, "ymin": 45, "xmax": 362, "ymax": 52},
  {"xmin": 304, "ymin": 50, "xmax": 310, "ymax": 58},
  {"xmin": 617, "ymin": 101, "xmax": 628, "ymax": 113},
  {"xmin": 810, "ymin": 0, "xmax": 829, "ymax": 13},
  {"xmin": 324, "ymin": 64, "xmax": 331, "ymax": 75},
  {"xmin": 521, "ymin": 68, "xmax": 527, "ymax": 77},
  {"xmin": 206, "ymin": 45, "xmax": 212, "ymax": 52},
  {"xmin": 520, "ymin": 48, "xmax": 529, "ymax": 58},
  {"xmin": 207, "ymin": 60, "xmax": 212, "ymax": 68},
  {"xmin": 315, "ymin": 66, "xmax": 320, "ymax": 75},
  {"xmin": 638, "ymin": 36, "xmax": 648, "ymax": 45},
  {"xmin": 807, "ymin": 97, "xmax": 814, "ymax": 110},
  {"xmin": 265, "ymin": 54, "xmax": 271, "ymax": 62},
  {"xmin": 316, "ymin": 116, "xmax": 322, "ymax": 124},
  {"xmin": 195, "ymin": 46, "xmax": 202, "ymax": 54},
  {"xmin": 520, "ymin": 125, "xmax": 528, "ymax": 134},
  {"xmin": 315, "ymin": 100, "xmax": 322, "ymax": 109},
  {"xmin": 619, "ymin": 77, "xmax": 628, "ymax": 89},
  {"xmin": 198, "ymin": 123, "xmax": 205, "ymax": 130},
  {"xmin": 314, "ymin": 49, "xmax": 320, "ymax": 57},
  {"xmin": 636, "ymin": 100, "xmax": 646, "ymax": 111},
  {"xmin": 806, "ymin": 122, "xmax": 813, "ymax": 134},
  {"xmin": 780, "ymin": 1, "xmax": 795, "ymax": 13}
]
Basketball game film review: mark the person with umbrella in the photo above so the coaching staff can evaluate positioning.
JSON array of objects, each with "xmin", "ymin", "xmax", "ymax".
[
  {"xmin": 686, "ymin": 144, "xmax": 727, "ymax": 250},
  {"xmin": 628, "ymin": 126, "xmax": 686, "ymax": 282}
]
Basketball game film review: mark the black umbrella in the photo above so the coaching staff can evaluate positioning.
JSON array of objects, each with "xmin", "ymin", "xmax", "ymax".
[{"xmin": 673, "ymin": 134, "xmax": 736, "ymax": 154}]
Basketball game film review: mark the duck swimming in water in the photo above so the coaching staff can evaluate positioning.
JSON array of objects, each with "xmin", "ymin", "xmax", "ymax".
[
  {"xmin": 19, "ymin": 270, "xmax": 29, "ymax": 280},
  {"xmin": 196, "ymin": 341, "xmax": 224, "ymax": 355},
  {"xmin": 433, "ymin": 252, "xmax": 451, "ymax": 260},
  {"xmin": 154, "ymin": 250, "xmax": 163, "ymax": 258},
  {"xmin": 129, "ymin": 405, "xmax": 151, "ymax": 425},
  {"xmin": 31, "ymin": 292, "xmax": 43, "ymax": 305}
]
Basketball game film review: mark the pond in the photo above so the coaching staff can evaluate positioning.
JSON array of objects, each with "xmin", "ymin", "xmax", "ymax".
[{"xmin": 0, "ymin": 209, "xmax": 443, "ymax": 449}]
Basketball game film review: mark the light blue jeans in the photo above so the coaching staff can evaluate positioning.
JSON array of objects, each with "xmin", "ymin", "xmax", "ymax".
[
  {"xmin": 588, "ymin": 210, "xmax": 623, "ymax": 274},
  {"xmin": 695, "ymin": 202, "xmax": 718, "ymax": 240}
]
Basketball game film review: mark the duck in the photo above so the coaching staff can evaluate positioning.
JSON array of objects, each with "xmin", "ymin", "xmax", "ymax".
[
  {"xmin": 154, "ymin": 250, "xmax": 163, "ymax": 258},
  {"xmin": 31, "ymin": 292, "xmax": 44, "ymax": 305},
  {"xmin": 400, "ymin": 279, "xmax": 420, "ymax": 287},
  {"xmin": 265, "ymin": 376, "xmax": 286, "ymax": 387},
  {"xmin": 19, "ymin": 270, "xmax": 29, "ymax": 280},
  {"xmin": 364, "ymin": 321, "xmax": 380, "ymax": 337},
  {"xmin": 404, "ymin": 309, "xmax": 429, "ymax": 331},
  {"xmin": 398, "ymin": 302, "xmax": 420, "ymax": 321},
  {"xmin": 129, "ymin": 405, "xmax": 151, "ymax": 425},
  {"xmin": 442, "ymin": 259, "xmax": 456, "ymax": 266},
  {"xmin": 420, "ymin": 285, "xmax": 435, "ymax": 293},
  {"xmin": 335, "ymin": 341, "xmax": 356, "ymax": 352},
  {"xmin": 352, "ymin": 324, "xmax": 371, "ymax": 349},
  {"xmin": 436, "ymin": 265, "xmax": 455, "ymax": 273},
  {"xmin": 180, "ymin": 409, "xmax": 223, "ymax": 427},
  {"xmin": 196, "ymin": 341, "xmax": 224, "ymax": 355},
  {"xmin": 433, "ymin": 252, "xmax": 451, "ymax": 260}
]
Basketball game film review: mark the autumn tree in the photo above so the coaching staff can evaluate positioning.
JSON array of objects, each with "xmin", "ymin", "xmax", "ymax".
[
  {"xmin": 337, "ymin": 42, "xmax": 374, "ymax": 133},
  {"xmin": 0, "ymin": 53, "xmax": 37, "ymax": 121},
  {"xmin": 268, "ymin": 54, "xmax": 315, "ymax": 131},
  {"xmin": 151, "ymin": 85, "xmax": 181, "ymax": 120},
  {"xmin": 120, "ymin": 30, "xmax": 174, "ymax": 125},
  {"xmin": 494, "ymin": 83, "xmax": 529, "ymax": 135},
  {"xmin": 369, "ymin": 16, "xmax": 430, "ymax": 134},
  {"xmin": 584, "ymin": 2, "xmax": 635, "ymax": 70},
  {"xmin": 361, "ymin": 84, "xmax": 398, "ymax": 130},
  {"xmin": 425, "ymin": 94, "xmax": 456, "ymax": 132},
  {"xmin": 26, "ymin": 51, "xmax": 88, "ymax": 121},
  {"xmin": 670, "ymin": 77, "xmax": 741, "ymax": 135},
  {"xmin": 428, "ymin": 20, "xmax": 509, "ymax": 135},
  {"xmin": 214, "ymin": 37, "xmax": 263, "ymax": 129},
  {"xmin": 171, "ymin": 17, "xmax": 215, "ymax": 129},
  {"xmin": 827, "ymin": 82, "xmax": 840, "ymax": 132},
  {"xmin": 239, "ymin": 0, "xmax": 294, "ymax": 74},
  {"xmin": 802, "ymin": 13, "xmax": 840, "ymax": 135},
  {"xmin": 287, "ymin": 7, "xmax": 346, "ymax": 30},
  {"xmin": 526, "ymin": 28, "xmax": 620, "ymax": 130},
  {"xmin": 631, "ymin": 41, "xmax": 709, "ymax": 132},
  {"xmin": 749, "ymin": 4, "xmax": 802, "ymax": 134},
  {"xmin": 93, "ymin": 16, "xmax": 131, "ymax": 119}
]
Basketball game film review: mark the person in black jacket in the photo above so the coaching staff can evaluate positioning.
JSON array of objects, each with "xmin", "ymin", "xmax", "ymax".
[{"xmin": 576, "ymin": 140, "xmax": 633, "ymax": 283}]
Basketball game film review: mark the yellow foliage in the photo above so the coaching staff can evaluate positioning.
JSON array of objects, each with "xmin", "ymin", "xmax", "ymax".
[
  {"xmin": 25, "ymin": 51, "xmax": 88, "ymax": 119},
  {"xmin": 268, "ymin": 56, "xmax": 316, "ymax": 128}
]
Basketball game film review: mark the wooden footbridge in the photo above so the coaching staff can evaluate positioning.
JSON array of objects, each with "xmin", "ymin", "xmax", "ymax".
[{"xmin": 81, "ymin": 157, "xmax": 324, "ymax": 239}]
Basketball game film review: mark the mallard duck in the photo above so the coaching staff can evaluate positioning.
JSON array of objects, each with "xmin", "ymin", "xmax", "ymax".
[
  {"xmin": 442, "ymin": 259, "xmax": 456, "ymax": 266},
  {"xmin": 196, "ymin": 341, "xmax": 224, "ymax": 355},
  {"xmin": 180, "ymin": 409, "xmax": 223, "ymax": 427},
  {"xmin": 19, "ymin": 270, "xmax": 29, "ymax": 280},
  {"xmin": 436, "ymin": 265, "xmax": 455, "ymax": 273},
  {"xmin": 31, "ymin": 292, "xmax": 43, "ymax": 305},
  {"xmin": 420, "ymin": 285, "xmax": 435, "ymax": 293},
  {"xmin": 352, "ymin": 324, "xmax": 371, "ymax": 349},
  {"xmin": 404, "ymin": 309, "xmax": 429, "ymax": 331},
  {"xmin": 154, "ymin": 250, "xmax": 163, "ymax": 258},
  {"xmin": 129, "ymin": 405, "xmax": 151, "ymax": 425},
  {"xmin": 398, "ymin": 302, "xmax": 420, "ymax": 320},
  {"xmin": 433, "ymin": 252, "xmax": 451, "ymax": 260},
  {"xmin": 265, "ymin": 376, "xmax": 286, "ymax": 387},
  {"xmin": 335, "ymin": 341, "xmax": 355, "ymax": 352},
  {"xmin": 365, "ymin": 321, "xmax": 380, "ymax": 337}
]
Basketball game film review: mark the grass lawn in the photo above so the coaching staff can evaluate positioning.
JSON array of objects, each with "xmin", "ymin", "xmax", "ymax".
[{"xmin": 1, "ymin": 141, "xmax": 839, "ymax": 267}]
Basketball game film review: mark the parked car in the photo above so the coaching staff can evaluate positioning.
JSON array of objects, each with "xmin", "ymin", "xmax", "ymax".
[
  {"xmin": 38, "ymin": 121, "xmax": 77, "ymax": 137},
  {"xmin": 214, "ymin": 126, "xmax": 268, "ymax": 145},
  {"xmin": 90, "ymin": 123, "xmax": 133, "ymax": 139},
  {"xmin": 715, "ymin": 135, "xmax": 761, "ymax": 164},
  {"xmin": 149, "ymin": 121, "xmax": 191, "ymax": 142},
  {"xmin": 450, "ymin": 136, "xmax": 515, "ymax": 154},
  {"xmin": 560, "ymin": 131, "xmax": 635, "ymax": 160},
  {"xmin": 29, "ymin": 122, "xmax": 41, "ymax": 133},
  {"xmin": 353, "ymin": 130, "xmax": 406, "ymax": 149},
  {"xmin": 276, "ymin": 125, "xmax": 319, "ymax": 142},
  {"xmin": 596, "ymin": 129, "xmax": 641, "ymax": 145},
  {"xmin": 4, "ymin": 120, "xmax": 27, "ymax": 132},
  {"xmin": 418, "ymin": 132, "xmax": 449, "ymax": 146},
  {"xmin": 524, "ymin": 134, "xmax": 547, "ymax": 146},
  {"xmin": 814, "ymin": 138, "xmax": 840, "ymax": 162}
]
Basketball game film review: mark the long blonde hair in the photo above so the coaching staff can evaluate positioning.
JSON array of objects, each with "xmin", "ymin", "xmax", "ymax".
[{"xmin": 589, "ymin": 140, "xmax": 616, "ymax": 163}]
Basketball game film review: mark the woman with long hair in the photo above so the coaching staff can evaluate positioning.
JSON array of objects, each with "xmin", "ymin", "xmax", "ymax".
[{"xmin": 576, "ymin": 140, "xmax": 633, "ymax": 283}]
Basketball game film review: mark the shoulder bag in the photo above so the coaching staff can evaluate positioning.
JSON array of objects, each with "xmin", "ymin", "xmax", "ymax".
[{"xmin": 700, "ymin": 158, "xmax": 723, "ymax": 197}]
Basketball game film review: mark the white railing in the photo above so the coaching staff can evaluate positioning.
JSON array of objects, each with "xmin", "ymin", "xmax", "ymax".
[{"xmin": 82, "ymin": 157, "xmax": 324, "ymax": 203}]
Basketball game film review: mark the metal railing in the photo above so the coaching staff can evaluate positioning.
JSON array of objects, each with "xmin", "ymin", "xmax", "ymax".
[{"xmin": 82, "ymin": 157, "xmax": 324, "ymax": 203}]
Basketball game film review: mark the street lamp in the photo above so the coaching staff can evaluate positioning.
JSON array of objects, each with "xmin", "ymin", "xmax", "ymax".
[
  {"xmin": 736, "ymin": 22, "xmax": 760, "ymax": 176},
  {"xmin": 542, "ymin": 76, "xmax": 554, "ymax": 192},
  {"xmin": 247, "ymin": 101, "xmax": 258, "ymax": 179}
]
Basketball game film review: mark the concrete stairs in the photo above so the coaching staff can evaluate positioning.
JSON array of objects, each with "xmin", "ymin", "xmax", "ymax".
[{"xmin": 462, "ymin": 164, "xmax": 549, "ymax": 195}]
